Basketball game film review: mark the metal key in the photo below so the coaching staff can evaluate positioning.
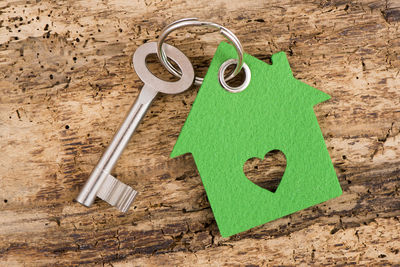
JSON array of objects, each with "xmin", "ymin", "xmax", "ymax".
[{"xmin": 76, "ymin": 42, "xmax": 194, "ymax": 212}]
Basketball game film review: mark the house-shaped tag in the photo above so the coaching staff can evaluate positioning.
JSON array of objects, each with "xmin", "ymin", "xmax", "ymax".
[{"xmin": 171, "ymin": 42, "xmax": 342, "ymax": 237}]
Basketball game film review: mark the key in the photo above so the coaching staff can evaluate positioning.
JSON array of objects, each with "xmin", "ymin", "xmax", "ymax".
[{"xmin": 76, "ymin": 42, "xmax": 194, "ymax": 212}]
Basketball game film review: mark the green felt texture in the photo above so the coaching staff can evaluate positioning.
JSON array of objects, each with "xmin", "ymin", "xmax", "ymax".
[{"xmin": 171, "ymin": 42, "xmax": 342, "ymax": 237}]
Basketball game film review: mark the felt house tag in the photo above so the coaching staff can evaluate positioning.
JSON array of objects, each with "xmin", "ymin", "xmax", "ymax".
[{"xmin": 171, "ymin": 42, "xmax": 342, "ymax": 237}]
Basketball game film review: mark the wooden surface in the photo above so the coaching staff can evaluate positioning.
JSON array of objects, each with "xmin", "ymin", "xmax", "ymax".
[{"xmin": 0, "ymin": 0, "xmax": 400, "ymax": 266}]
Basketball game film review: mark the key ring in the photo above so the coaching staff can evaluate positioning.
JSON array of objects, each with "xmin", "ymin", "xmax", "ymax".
[{"xmin": 157, "ymin": 18, "xmax": 244, "ymax": 86}]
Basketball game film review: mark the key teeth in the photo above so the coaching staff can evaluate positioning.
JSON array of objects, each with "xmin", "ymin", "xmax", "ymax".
[
  {"xmin": 118, "ymin": 187, "xmax": 138, "ymax": 213},
  {"xmin": 97, "ymin": 174, "xmax": 138, "ymax": 212}
]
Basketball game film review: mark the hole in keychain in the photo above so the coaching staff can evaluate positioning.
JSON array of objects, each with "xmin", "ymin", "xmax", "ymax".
[
  {"xmin": 243, "ymin": 150, "xmax": 287, "ymax": 193},
  {"xmin": 145, "ymin": 54, "xmax": 181, "ymax": 82},
  {"xmin": 221, "ymin": 62, "xmax": 247, "ymax": 88},
  {"xmin": 219, "ymin": 59, "xmax": 251, "ymax": 93}
]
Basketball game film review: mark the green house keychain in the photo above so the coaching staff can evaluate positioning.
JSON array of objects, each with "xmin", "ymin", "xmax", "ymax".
[{"xmin": 171, "ymin": 42, "xmax": 342, "ymax": 237}]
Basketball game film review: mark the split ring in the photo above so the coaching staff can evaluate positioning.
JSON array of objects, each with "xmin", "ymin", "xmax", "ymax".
[
  {"xmin": 157, "ymin": 18, "xmax": 244, "ymax": 86},
  {"xmin": 218, "ymin": 59, "xmax": 251, "ymax": 93}
]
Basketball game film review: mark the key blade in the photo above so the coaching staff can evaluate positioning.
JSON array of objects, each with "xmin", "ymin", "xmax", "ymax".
[{"xmin": 97, "ymin": 173, "xmax": 138, "ymax": 212}]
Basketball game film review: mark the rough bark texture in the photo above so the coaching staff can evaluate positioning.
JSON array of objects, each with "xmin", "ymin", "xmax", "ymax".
[{"xmin": 0, "ymin": 0, "xmax": 399, "ymax": 266}]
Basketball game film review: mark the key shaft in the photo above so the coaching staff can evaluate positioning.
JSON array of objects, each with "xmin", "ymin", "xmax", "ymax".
[{"xmin": 76, "ymin": 85, "xmax": 157, "ymax": 210}]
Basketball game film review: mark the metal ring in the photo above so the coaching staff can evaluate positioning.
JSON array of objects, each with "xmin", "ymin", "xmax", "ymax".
[
  {"xmin": 218, "ymin": 59, "xmax": 251, "ymax": 93},
  {"xmin": 157, "ymin": 18, "xmax": 244, "ymax": 86}
]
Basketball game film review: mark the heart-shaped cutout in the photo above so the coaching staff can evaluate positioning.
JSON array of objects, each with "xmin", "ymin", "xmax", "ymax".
[{"xmin": 243, "ymin": 150, "xmax": 287, "ymax": 193}]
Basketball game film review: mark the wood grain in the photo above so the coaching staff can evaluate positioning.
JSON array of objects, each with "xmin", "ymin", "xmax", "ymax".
[{"xmin": 0, "ymin": 0, "xmax": 399, "ymax": 265}]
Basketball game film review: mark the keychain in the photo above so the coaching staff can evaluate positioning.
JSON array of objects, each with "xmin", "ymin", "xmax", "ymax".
[{"xmin": 76, "ymin": 18, "xmax": 342, "ymax": 238}]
